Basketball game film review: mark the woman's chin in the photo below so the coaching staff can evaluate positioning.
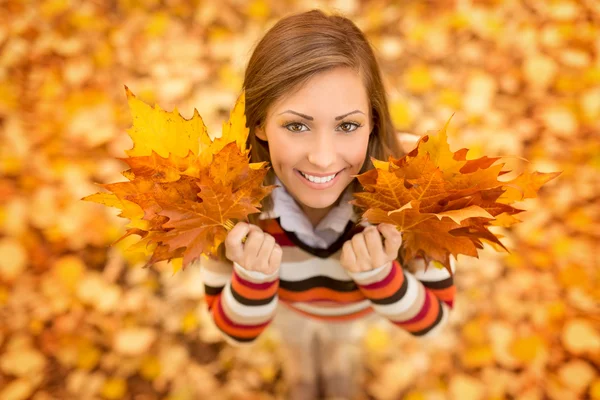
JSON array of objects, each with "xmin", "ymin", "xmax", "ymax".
[{"xmin": 293, "ymin": 190, "xmax": 342, "ymax": 210}]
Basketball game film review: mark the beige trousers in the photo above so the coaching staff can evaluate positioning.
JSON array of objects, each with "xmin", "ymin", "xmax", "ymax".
[{"xmin": 271, "ymin": 302, "xmax": 382, "ymax": 400}]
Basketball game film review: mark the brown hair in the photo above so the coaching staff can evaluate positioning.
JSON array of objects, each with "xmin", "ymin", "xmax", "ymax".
[
  {"xmin": 244, "ymin": 9, "xmax": 405, "ymax": 226},
  {"xmin": 212, "ymin": 9, "xmax": 406, "ymax": 263}
]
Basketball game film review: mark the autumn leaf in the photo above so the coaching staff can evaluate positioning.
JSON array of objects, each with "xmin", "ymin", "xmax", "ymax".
[
  {"xmin": 82, "ymin": 88, "xmax": 275, "ymax": 270},
  {"xmin": 123, "ymin": 86, "xmax": 213, "ymax": 159},
  {"xmin": 351, "ymin": 118, "xmax": 561, "ymax": 274},
  {"xmin": 3, "ymin": 3, "xmax": 600, "ymax": 399}
]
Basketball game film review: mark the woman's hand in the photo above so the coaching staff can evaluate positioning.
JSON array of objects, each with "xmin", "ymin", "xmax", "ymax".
[
  {"xmin": 340, "ymin": 223, "xmax": 403, "ymax": 273},
  {"xmin": 225, "ymin": 222, "xmax": 282, "ymax": 275}
]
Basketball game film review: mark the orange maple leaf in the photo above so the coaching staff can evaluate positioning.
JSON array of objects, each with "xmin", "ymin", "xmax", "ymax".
[
  {"xmin": 351, "ymin": 118, "xmax": 561, "ymax": 275},
  {"xmin": 155, "ymin": 158, "xmax": 271, "ymax": 266}
]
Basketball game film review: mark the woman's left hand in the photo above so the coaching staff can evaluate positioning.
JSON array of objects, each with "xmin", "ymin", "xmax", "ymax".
[{"xmin": 340, "ymin": 223, "xmax": 403, "ymax": 273}]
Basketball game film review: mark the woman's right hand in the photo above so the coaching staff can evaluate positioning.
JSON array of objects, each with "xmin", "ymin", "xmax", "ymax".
[{"xmin": 224, "ymin": 222, "xmax": 282, "ymax": 275}]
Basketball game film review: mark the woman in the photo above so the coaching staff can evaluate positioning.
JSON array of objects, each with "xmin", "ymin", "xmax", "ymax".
[{"xmin": 200, "ymin": 9, "xmax": 456, "ymax": 400}]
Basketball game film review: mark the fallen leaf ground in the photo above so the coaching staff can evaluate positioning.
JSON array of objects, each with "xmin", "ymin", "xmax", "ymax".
[{"xmin": 0, "ymin": 1, "xmax": 598, "ymax": 399}]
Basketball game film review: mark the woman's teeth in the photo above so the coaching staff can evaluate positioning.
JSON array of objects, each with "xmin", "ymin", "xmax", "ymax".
[{"xmin": 299, "ymin": 170, "xmax": 338, "ymax": 183}]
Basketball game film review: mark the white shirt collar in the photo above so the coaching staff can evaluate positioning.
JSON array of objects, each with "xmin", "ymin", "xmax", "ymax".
[{"xmin": 259, "ymin": 176, "xmax": 357, "ymax": 236}]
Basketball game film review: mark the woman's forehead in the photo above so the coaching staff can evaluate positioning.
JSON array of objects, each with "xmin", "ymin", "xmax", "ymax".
[{"xmin": 267, "ymin": 69, "xmax": 370, "ymax": 119}]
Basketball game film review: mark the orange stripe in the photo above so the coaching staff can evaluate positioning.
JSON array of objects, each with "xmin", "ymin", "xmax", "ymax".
[
  {"xmin": 231, "ymin": 273, "xmax": 279, "ymax": 300},
  {"xmin": 396, "ymin": 291, "xmax": 441, "ymax": 332},
  {"xmin": 359, "ymin": 265, "xmax": 405, "ymax": 300},
  {"xmin": 212, "ymin": 297, "xmax": 267, "ymax": 339},
  {"xmin": 279, "ymin": 287, "xmax": 364, "ymax": 303},
  {"xmin": 204, "ymin": 294, "xmax": 218, "ymax": 309},
  {"xmin": 283, "ymin": 302, "xmax": 374, "ymax": 322},
  {"xmin": 429, "ymin": 286, "xmax": 456, "ymax": 302}
]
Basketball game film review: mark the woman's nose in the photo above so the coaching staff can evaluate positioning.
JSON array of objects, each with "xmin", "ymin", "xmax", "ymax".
[{"xmin": 307, "ymin": 134, "xmax": 336, "ymax": 169}]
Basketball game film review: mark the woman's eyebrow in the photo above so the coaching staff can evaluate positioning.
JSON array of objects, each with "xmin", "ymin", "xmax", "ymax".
[{"xmin": 277, "ymin": 110, "xmax": 365, "ymax": 120}]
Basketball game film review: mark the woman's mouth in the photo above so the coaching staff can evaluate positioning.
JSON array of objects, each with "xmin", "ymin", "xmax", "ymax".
[{"xmin": 294, "ymin": 169, "xmax": 344, "ymax": 189}]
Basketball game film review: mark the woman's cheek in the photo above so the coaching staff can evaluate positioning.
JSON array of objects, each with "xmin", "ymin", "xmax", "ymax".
[{"xmin": 349, "ymin": 135, "xmax": 370, "ymax": 171}]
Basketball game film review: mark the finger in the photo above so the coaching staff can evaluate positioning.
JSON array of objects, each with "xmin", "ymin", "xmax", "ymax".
[
  {"xmin": 268, "ymin": 244, "xmax": 283, "ymax": 274},
  {"xmin": 378, "ymin": 223, "xmax": 403, "ymax": 260},
  {"xmin": 228, "ymin": 221, "xmax": 262, "ymax": 242},
  {"xmin": 225, "ymin": 222, "xmax": 251, "ymax": 261},
  {"xmin": 243, "ymin": 230, "xmax": 265, "ymax": 267},
  {"xmin": 363, "ymin": 226, "xmax": 387, "ymax": 268},
  {"xmin": 240, "ymin": 223, "xmax": 262, "ymax": 244},
  {"xmin": 341, "ymin": 241, "xmax": 357, "ymax": 271},
  {"xmin": 247, "ymin": 224, "xmax": 263, "ymax": 234},
  {"xmin": 351, "ymin": 233, "xmax": 370, "ymax": 271},
  {"xmin": 255, "ymin": 234, "xmax": 275, "ymax": 273}
]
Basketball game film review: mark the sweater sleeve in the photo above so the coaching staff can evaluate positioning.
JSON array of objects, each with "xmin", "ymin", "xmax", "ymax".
[
  {"xmin": 347, "ymin": 256, "xmax": 456, "ymax": 338},
  {"xmin": 200, "ymin": 257, "xmax": 280, "ymax": 346}
]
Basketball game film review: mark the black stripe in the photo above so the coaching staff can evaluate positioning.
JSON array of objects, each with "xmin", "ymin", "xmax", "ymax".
[
  {"xmin": 412, "ymin": 298, "xmax": 445, "ymax": 336},
  {"xmin": 280, "ymin": 276, "xmax": 358, "ymax": 292},
  {"xmin": 204, "ymin": 285, "xmax": 224, "ymax": 295},
  {"xmin": 230, "ymin": 285, "xmax": 276, "ymax": 306},
  {"xmin": 421, "ymin": 277, "xmax": 454, "ymax": 290},
  {"xmin": 275, "ymin": 217, "xmax": 363, "ymax": 258},
  {"xmin": 369, "ymin": 269, "xmax": 409, "ymax": 305}
]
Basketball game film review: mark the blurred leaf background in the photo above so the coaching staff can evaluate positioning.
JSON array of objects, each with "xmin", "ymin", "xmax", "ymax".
[{"xmin": 0, "ymin": 0, "xmax": 599, "ymax": 399}]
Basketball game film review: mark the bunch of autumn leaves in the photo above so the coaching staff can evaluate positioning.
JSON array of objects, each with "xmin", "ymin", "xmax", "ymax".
[
  {"xmin": 84, "ymin": 87, "xmax": 276, "ymax": 271},
  {"xmin": 84, "ymin": 88, "xmax": 560, "ymax": 275}
]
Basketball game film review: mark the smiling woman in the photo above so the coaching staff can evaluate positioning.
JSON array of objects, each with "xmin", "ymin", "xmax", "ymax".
[{"xmin": 199, "ymin": 8, "xmax": 457, "ymax": 400}]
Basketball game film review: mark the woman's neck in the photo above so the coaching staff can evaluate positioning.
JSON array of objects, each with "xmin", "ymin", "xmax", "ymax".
[
  {"xmin": 300, "ymin": 203, "xmax": 334, "ymax": 228},
  {"xmin": 296, "ymin": 187, "xmax": 350, "ymax": 228}
]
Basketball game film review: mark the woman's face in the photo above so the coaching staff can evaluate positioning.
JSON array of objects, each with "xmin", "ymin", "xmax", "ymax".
[{"xmin": 255, "ymin": 66, "xmax": 372, "ymax": 214}]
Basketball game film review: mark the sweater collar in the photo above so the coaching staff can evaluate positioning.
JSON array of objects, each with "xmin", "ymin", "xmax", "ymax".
[{"xmin": 258, "ymin": 176, "xmax": 357, "ymax": 236}]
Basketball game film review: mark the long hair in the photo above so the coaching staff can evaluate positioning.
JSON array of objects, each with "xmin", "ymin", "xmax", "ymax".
[{"xmin": 243, "ymin": 9, "xmax": 404, "ymax": 226}]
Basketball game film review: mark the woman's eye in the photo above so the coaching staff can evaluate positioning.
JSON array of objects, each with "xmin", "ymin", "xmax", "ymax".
[
  {"xmin": 283, "ymin": 121, "xmax": 361, "ymax": 133},
  {"xmin": 338, "ymin": 122, "xmax": 360, "ymax": 132},
  {"xmin": 284, "ymin": 122, "xmax": 308, "ymax": 132}
]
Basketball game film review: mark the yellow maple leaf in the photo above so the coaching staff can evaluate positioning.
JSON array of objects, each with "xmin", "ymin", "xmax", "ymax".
[{"xmin": 124, "ymin": 86, "xmax": 213, "ymax": 158}]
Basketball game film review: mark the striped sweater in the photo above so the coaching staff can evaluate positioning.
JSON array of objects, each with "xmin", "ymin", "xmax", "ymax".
[{"xmin": 200, "ymin": 217, "xmax": 456, "ymax": 345}]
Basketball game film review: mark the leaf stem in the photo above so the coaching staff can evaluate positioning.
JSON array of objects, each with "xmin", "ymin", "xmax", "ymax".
[{"xmin": 223, "ymin": 219, "xmax": 235, "ymax": 231}]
